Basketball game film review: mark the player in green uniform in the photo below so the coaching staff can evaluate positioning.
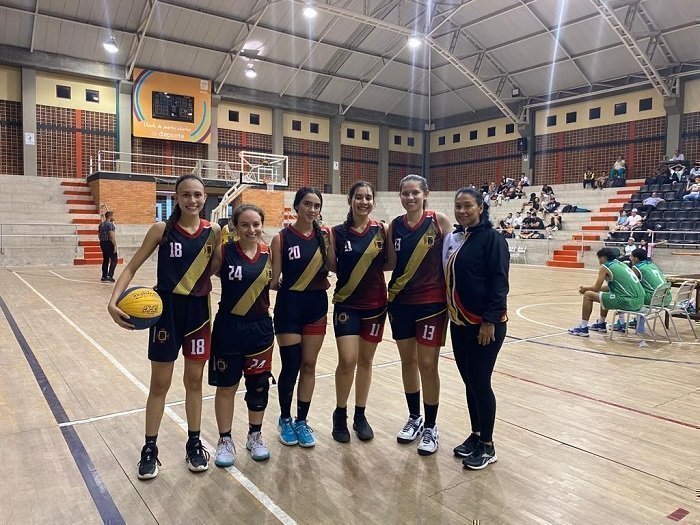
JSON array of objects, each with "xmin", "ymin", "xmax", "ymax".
[{"xmin": 569, "ymin": 247, "xmax": 644, "ymax": 337}]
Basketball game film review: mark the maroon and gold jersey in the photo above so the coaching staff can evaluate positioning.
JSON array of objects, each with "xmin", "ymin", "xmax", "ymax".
[
  {"xmin": 157, "ymin": 219, "xmax": 215, "ymax": 297},
  {"xmin": 388, "ymin": 211, "xmax": 445, "ymax": 304},
  {"xmin": 279, "ymin": 225, "xmax": 330, "ymax": 292},
  {"xmin": 332, "ymin": 220, "xmax": 387, "ymax": 309},
  {"xmin": 218, "ymin": 241, "xmax": 271, "ymax": 319}
]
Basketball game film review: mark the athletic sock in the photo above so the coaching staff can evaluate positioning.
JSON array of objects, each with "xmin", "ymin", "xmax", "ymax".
[
  {"xmin": 597, "ymin": 317, "xmax": 606, "ymax": 325},
  {"xmin": 249, "ymin": 424, "xmax": 262, "ymax": 434},
  {"xmin": 335, "ymin": 406, "xmax": 347, "ymax": 418},
  {"xmin": 580, "ymin": 320, "xmax": 589, "ymax": 328},
  {"xmin": 424, "ymin": 403, "xmax": 438, "ymax": 428},
  {"xmin": 219, "ymin": 430, "xmax": 232, "ymax": 439},
  {"xmin": 296, "ymin": 400, "xmax": 311, "ymax": 422},
  {"xmin": 187, "ymin": 430, "xmax": 200, "ymax": 445},
  {"xmin": 145, "ymin": 434, "xmax": 158, "ymax": 445},
  {"xmin": 354, "ymin": 406, "xmax": 366, "ymax": 420},
  {"xmin": 405, "ymin": 391, "xmax": 421, "ymax": 419}
]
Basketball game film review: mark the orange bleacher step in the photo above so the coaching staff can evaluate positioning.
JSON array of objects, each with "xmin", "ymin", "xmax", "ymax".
[
  {"xmin": 616, "ymin": 189, "xmax": 637, "ymax": 195},
  {"xmin": 64, "ymin": 190, "xmax": 92, "ymax": 196},
  {"xmin": 61, "ymin": 181, "xmax": 88, "ymax": 187},
  {"xmin": 83, "ymin": 246, "xmax": 102, "ymax": 254},
  {"xmin": 79, "ymin": 240, "xmax": 100, "ymax": 247},
  {"xmin": 572, "ymin": 234, "xmax": 600, "ymax": 241},
  {"xmin": 608, "ymin": 197, "xmax": 629, "ymax": 203},
  {"xmin": 72, "ymin": 218, "xmax": 101, "ymax": 225},
  {"xmin": 77, "ymin": 229, "xmax": 98, "ymax": 235},
  {"xmin": 553, "ymin": 254, "xmax": 580, "ymax": 262},
  {"xmin": 69, "ymin": 208, "xmax": 98, "ymax": 214},
  {"xmin": 591, "ymin": 215, "xmax": 616, "ymax": 222},
  {"xmin": 562, "ymin": 244, "xmax": 591, "ymax": 252},
  {"xmin": 582, "ymin": 224, "xmax": 609, "ymax": 231},
  {"xmin": 599, "ymin": 206, "xmax": 621, "ymax": 212},
  {"xmin": 547, "ymin": 260, "xmax": 585, "ymax": 268},
  {"xmin": 66, "ymin": 198, "xmax": 94, "ymax": 204}
]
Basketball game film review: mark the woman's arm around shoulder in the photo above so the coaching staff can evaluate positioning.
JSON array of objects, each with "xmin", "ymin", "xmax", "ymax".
[
  {"xmin": 325, "ymin": 226, "xmax": 337, "ymax": 273},
  {"xmin": 270, "ymin": 232, "xmax": 282, "ymax": 290},
  {"xmin": 436, "ymin": 212, "xmax": 453, "ymax": 238},
  {"xmin": 384, "ymin": 220, "xmax": 396, "ymax": 271}
]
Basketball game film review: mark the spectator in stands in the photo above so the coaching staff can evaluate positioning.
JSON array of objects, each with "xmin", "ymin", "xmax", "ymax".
[
  {"xmin": 670, "ymin": 149, "xmax": 685, "ymax": 162},
  {"xmin": 512, "ymin": 211, "xmax": 524, "ymax": 229},
  {"xmin": 638, "ymin": 236, "xmax": 666, "ymax": 259},
  {"xmin": 583, "ymin": 167, "xmax": 596, "ymax": 189},
  {"xmin": 99, "ymin": 210, "xmax": 118, "ymax": 282},
  {"xmin": 619, "ymin": 237, "xmax": 637, "ymax": 264},
  {"xmin": 518, "ymin": 211, "xmax": 545, "ymax": 239},
  {"xmin": 544, "ymin": 195, "xmax": 560, "ymax": 214},
  {"xmin": 613, "ymin": 210, "xmax": 628, "ymax": 231},
  {"xmin": 637, "ymin": 192, "xmax": 665, "ymax": 218},
  {"xmin": 595, "ymin": 172, "xmax": 609, "ymax": 189},
  {"xmin": 620, "ymin": 209, "xmax": 643, "ymax": 231},
  {"xmin": 690, "ymin": 161, "xmax": 700, "ymax": 180},
  {"xmin": 610, "ymin": 156, "xmax": 627, "ymax": 186},
  {"xmin": 540, "ymin": 184, "xmax": 554, "ymax": 200},
  {"xmin": 670, "ymin": 164, "xmax": 686, "ymax": 183},
  {"xmin": 683, "ymin": 178, "xmax": 700, "ymax": 201},
  {"xmin": 520, "ymin": 173, "xmax": 530, "ymax": 186},
  {"xmin": 546, "ymin": 213, "xmax": 563, "ymax": 238},
  {"xmin": 647, "ymin": 164, "xmax": 671, "ymax": 186},
  {"xmin": 521, "ymin": 192, "xmax": 537, "ymax": 212}
]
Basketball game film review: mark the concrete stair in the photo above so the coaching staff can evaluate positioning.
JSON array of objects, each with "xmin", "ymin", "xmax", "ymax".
[{"xmin": 546, "ymin": 180, "xmax": 644, "ymax": 269}]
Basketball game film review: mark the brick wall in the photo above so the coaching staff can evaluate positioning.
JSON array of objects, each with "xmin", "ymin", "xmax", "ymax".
[
  {"xmin": 238, "ymin": 187, "xmax": 285, "ymax": 228},
  {"xmin": 131, "ymin": 137, "xmax": 207, "ymax": 176},
  {"xmin": 218, "ymin": 129, "xmax": 273, "ymax": 173},
  {"xmin": 36, "ymin": 105, "xmax": 115, "ymax": 178},
  {"xmin": 284, "ymin": 137, "xmax": 329, "ymax": 192},
  {"xmin": 340, "ymin": 144, "xmax": 379, "ymax": 194},
  {"xmin": 388, "ymin": 151, "xmax": 423, "ymax": 192},
  {"xmin": 0, "ymin": 100, "xmax": 22, "ymax": 175},
  {"xmin": 533, "ymin": 116, "xmax": 666, "ymax": 184},
  {"xmin": 680, "ymin": 111, "xmax": 700, "ymax": 161},
  {"xmin": 429, "ymin": 140, "xmax": 521, "ymax": 191},
  {"xmin": 88, "ymin": 177, "xmax": 156, "ymax": 224}
]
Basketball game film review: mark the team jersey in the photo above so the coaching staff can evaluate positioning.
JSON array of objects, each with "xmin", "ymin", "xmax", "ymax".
[
  {"xmin": 332, "ymin": 220, "xmax": 387, "ymax": 309},
  {"xmin": 157, "ymin": 219, "xmax": 216, "ymax": 297},
  {"xmin": 218, "ymin": 241, "xmax": 271, "ymax": 318},
  {"xmin": 279, "ymin": 225, "xmax": 330, "ymax": 292},
  {"xmin": 633, "ymin": 260, "xmax": 671, "ymax": 306},
  {"xmin": 388, "ymin": 211, "xmax": 445, "ymax": 304},
  {"xmin": 602, "ymin": 259, "xmax": 644, "ymax": 303}
]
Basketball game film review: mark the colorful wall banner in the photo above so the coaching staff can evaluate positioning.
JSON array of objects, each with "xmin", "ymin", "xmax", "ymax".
[{"xmin": 132, "ymin": 69, "xmax": 211, "ymax": 144}]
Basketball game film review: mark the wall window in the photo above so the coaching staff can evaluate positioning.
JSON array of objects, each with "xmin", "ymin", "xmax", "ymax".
[
  {"xmin": 614, "ymin": 102, "xmax": 627, "ymax": 116},
  {"xmin": 250, "ymin": 113, "xmax": 260, "ymax": 125},
  {"xmin": 85, "ymin": 89, "xmax": 99, "ymax": 103},
  {"xmin": 566, "ymin": 111, "xmax": 577, "ymax": 124},
  {"xmin": 56, "ymin": 85, "xmax": 71, "ymax": 99},
  {"xmin": 361, "ymin": 130, "xmax": 370, "ymax": 141},
  {"xmin": 452, "ymin": 133, "xmax": 461, "ymax": 143},
  {"xmin": 228, "ymin": 110, "xmax": 239, "ymax": 122},
  {"xmin": 589, "ymin": 107, "xmax": 601, "ymax": 120},
  {"xmin": 639, "ymin": 97, "xmax": 653, "ymax": 111},
  {"xmin": 291, "ymin": 119, "xmax": 302, "ymax": 131},
  {"xmin": 487, "ymin": 126, "xmax": 496, "ymax": 137},
  {"xmin": 394, "ymin": 135, "xmax": 402, "ymax": 145},
  {"xmin": 309, "ymin": 122, "xmax": 319, "ymax": 134},
  {"xmin": 469, "ymin": 130, "xmax": 478, "ymax": 141},
  {"xmin": 546, "ymin": 115, "xmax": 557, "ymax": 127},
  {"xmin": 346, "ymin": 128, "xmax": 355, "ymax": 139},
  {"xmin": 407, "ymin": 137, "xmax": 415, "ymax": 147},
  {"xmin": 505, "ymin": 123, "xmax": 515, "ymax": 134},
  {"xmin": 438, "ymin": 136, "xmax": 446, "ymax": 146}
]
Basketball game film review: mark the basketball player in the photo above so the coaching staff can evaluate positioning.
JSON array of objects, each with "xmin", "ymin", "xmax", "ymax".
[
  {"xmin": 443, "ymin": 188, "xmax": 509, "ymax": 470},
  {"xmin": 326, "ymin": 181, "xmax": 387, "ymax": 443},
  {"xmin": 270, "ymin": 187, "xmax": 330, "ymax": 448},
  {"xmin": 98, "ymin": 210, "xmax": 117, "ymax": 282},
  {"xmin": 386, "ymin": 174, "xmax": 452, "ymax": 455},
  {"xmin": 108, "ymin": 174, "xmax": 221, "ymax": 480},
  {"xmin": 210, "ymin": 205, "xmax": 273, "ymax": 466},
  {"xmin": 568, "ymin": 247, "xmax": 644, "ymax": 336},
  {"xmin": 630, "ymin": 248, "xmax": 671, "ymax": 306}
]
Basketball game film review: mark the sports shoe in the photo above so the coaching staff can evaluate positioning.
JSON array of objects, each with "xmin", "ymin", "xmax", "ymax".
[
  {"xmin": 246, "ymin": 432, "xmax": 271, "ymax": 461},
  {"xmin": 568, "ymin": 326, "xmax": 589, "ymax": 337},
  {"xmin": 462, "ymin": 441, "xmax": 497, "ymax": 470},
  {"xmin": 628, "ymin": 319, "xmax": 637, "ymax": 328},
  {"xmin": 185, "ymin": 438, "xmax": 210, "ymax": 472},
  {"xmin": 417, "ymin": 425, "xmax": 439, "ymax": 456},
  {"xmin": 612, "ymin": 321, "xmax": 626, "ymax": 333},
  {"xmin": 589, "ymin": 322, "xmax": 608, "ymax": 333},
  {"xmin": 100, "ymin": 276, "xmax": 109, "ymax": 282},
  {"xmin": 107, "ymin": 277, "xmax": 115, "ymax": 282},
  {"xmin": 397, "ymin": 415, "xmax": 424, "ymax": 444},
  {"xmin": 293, "ymin": 420, "xmax": 316, "ymax": 448},
  {"xmin": 331, "ymin": 409, "xmax": 350, "ymax": 443},
  {"xmin": 137, "ymin": 443, "xmax": 161, "ymax": 480},
  {"xmin": 453, "ymin": 433, "xmax": 480, "ymax": 458},
  {"xmin": 278, "ymin": 416, "xmax": 298, "ymax": 446},
  {"xmin": 214, "ymin": 436, "xmax": 235, "ymax": 468},
  {"xmin": 353, "ymin": 415, "xmax": 374, "ymax": 441}
]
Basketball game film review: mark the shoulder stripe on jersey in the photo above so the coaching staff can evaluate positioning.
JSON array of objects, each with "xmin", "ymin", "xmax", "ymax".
[
  {"xmin": 289, "ymin": 248, "xmax": 323, "ymax": 291},
  {"xmin": 172, "ymin": 228, "xmax": 216, "ymax": 295},
  {"xmin": 388, "ymin": 222, "xmax": 437, "ymax": 302},
  {"xmin": 232, "ymin": 258, "xmax": 271, "ymax": 316},
  {"xmin": 333, "ymin": 230, "xmax": 383, "ymax": 304}
]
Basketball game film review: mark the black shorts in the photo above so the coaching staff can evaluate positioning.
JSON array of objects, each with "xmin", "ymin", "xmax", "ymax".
[
  {"xmin": 388, "ymin": 302, "xmax": 447, "ymax": 348},
  {"xmin": 333, "ymin": 305, "xmax": 387, "ymax": 343},
  {"xmin": 273, "ymin": 289, "xmax": 328, "ymax": 335},
  {"xmin": 209, "ymin": 315, "xmax": 274, "ymax": 387},
  {"xmin": 148, "ymin": 292, "xmax": 211, "ymax": 363}
]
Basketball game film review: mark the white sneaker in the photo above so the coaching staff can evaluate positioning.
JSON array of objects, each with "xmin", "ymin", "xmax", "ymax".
[
  {"xmin": 246, "ymin": 431, "xmax": 271, "ymax": 461},
  {"xmin": 417, "ymin": 425, "xmax": 439, "ymax": 456},
  {"xmin": 214, "ymin": 436, "xmax": 235, "ymax": 468},
  {"xmin": 397, "ymin": 415, "xmax": 424, "ymax": 444}
]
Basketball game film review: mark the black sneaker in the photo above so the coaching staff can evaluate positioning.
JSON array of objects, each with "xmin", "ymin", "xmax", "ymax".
[
  {"xmin": 185, "ymin": 439, "xmax": 210, "ymax": 472},
  {"xmin": 331, "ymin": 408, "xmax": 350, "ymax": 443},
  {"xmin": 100, "ymin": 276, "xmax": 109, "ymax": 282},
  {"xmin": 352, "ymin": 415, "xmax": 374, "ymax": 441},
  {"xmin": 462, "ymin": 441, "xmax": 497, "ymax": 470},
  {"xmin": 453, "ymin": 433, "xmax": 480, "ymax": 458},
  {"xmin": 137, "ymin": 444, "xmax": 161, "ymax": 480},
  {"xmin": 107, "ymin": 277, "xmax": 116, "ymax": 282}
]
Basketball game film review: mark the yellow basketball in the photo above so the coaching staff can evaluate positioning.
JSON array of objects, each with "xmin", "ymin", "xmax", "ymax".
[{"xmin": 116, "ymin": 287, "xmax": 163, "ymax": 330}]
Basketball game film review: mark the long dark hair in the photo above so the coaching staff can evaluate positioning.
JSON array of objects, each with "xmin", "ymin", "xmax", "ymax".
[
  {"xmin": 344, "ymin": 180, "xmax": 375, "ymax": 230},
  {"xmin": 293, "ymin": 186, "xmax": 328, "ymax": 272},
  {"xmin": 399, "ymin": 174, "xmax": 428, "ymax": 210},
  {"xmin": 455, "ymin": 187, "xmax": 492, "ymax": 227},
  {"xmin": 160, "ymin": 173, "xmax": 205, "ymax": 246}
]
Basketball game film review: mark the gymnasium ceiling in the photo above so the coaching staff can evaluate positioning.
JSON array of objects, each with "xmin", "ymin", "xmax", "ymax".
[{"xmin": 0, "ymin": 0, "xmax": 698, "ymax": 126}]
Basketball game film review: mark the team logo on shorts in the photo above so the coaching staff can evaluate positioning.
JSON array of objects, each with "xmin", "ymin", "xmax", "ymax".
[
  {"xmin": 216, "ymin": 358, "xmax": 227, "ymax": 372},
  {"xmin": 156, "ymin": 328, "xmax": 169, "ymax": 343},
  {"xmin": 336, "ymin": 312, "xmax": 350, "ymax": 324},
  {"xmin": 425, "ymin": 235, "xmax": 435, "ymax": 246}
]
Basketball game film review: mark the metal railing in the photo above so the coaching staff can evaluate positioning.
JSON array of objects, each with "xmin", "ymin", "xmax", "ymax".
[
  {"xmin": 0, "ymin": 223, "xmax": 79, "ymax": 254},
  {"xmin": 91, "ymin": 151, "xmax": 239, "ymax": 181}
]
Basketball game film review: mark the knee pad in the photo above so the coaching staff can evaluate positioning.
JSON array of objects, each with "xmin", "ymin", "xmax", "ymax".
[{"xmin": 245, "ymin": 373, "xmax": 270, "ymax": 412}]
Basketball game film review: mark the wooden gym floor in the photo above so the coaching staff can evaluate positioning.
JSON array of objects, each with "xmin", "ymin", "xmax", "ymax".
[{"xmin": 0, "ymin": 264, "xmax": 698, "ymax": 525}]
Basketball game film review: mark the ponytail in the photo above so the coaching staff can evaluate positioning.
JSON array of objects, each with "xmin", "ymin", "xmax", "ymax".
[
  {"xmin": 312, "ymin": 219, "xmax": 329, "ymax": 277},
  {"xmin": 160, "ymin": 205, "xmax": 182, "ymax": 246}
]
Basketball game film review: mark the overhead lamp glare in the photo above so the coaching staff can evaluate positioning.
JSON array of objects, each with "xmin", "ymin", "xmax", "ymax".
[
  {"xmin": 303, "ymin": 4, "xmax": 318, "ymax": 18},
  {"xmin": 103, "ymin": 37, "xmax": 119, "ymax": 54},
  {"xmin": 244, "ymin": 63, "xmax": 258, "ymax": 79},
  {"xmin": 407, "ymin": 36, "xmax": 422, "ymax": 49}
]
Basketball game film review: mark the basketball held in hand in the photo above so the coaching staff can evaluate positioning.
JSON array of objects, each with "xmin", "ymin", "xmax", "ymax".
[{"xmin": 116, "ymin": 287, "xmax": 163, "ymax": 330}]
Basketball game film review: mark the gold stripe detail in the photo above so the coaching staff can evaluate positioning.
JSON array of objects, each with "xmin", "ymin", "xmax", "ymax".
[
  {"xmin": 185, "ymin": 318, "xmax": 210, "ymax": 338},
  {"xmin": 388, "ymin": 224, "xmax": 436, "ymax": 302},
  {"xmin": 333, "ymin": 231, "xmax": 382, "ymax": 304},
  {"xmin": 231, "ymin": 259, "xmax": 271, "ymax": 316},
  {"xmin": 172, "ymin": 228, "xmax": 216, "ymax": 295},
  {"xmin": 445, "ymin": 248, "xmax": 462, "ymax": 325},
  {"xmin": 290, "ymin": 249, "xmax": 323, "ymax": 291}
]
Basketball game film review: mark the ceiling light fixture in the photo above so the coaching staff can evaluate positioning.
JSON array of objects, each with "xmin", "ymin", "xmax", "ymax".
[
  {"xmin": 244, "ymin": 62, "xmax": 258, "ymax": 79},
  {"xmin": 303, "ymin": 3, "xmax": 318, "ymax": 18},
  {"xmin": 103, "ymin": 36, "xmax": 119, "ymax": 54},
  {"xmin": 407, "ymin": 36, "xmax": 422, "ymax": 49},
  {"xmin": 511, "ymin": 87, "xmax": 521, "ymax": 97}
]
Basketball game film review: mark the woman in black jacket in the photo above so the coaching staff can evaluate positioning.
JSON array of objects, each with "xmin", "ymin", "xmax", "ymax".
[{"xmin": 442, "ymin": 187, "xmax": 509, "ymax": 470}]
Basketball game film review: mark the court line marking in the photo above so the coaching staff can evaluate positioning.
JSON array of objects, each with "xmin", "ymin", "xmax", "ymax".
[
  {"xmin": 12, "ymin": 271, "xmax": 296, "ymax": 525},
  {"xmin": 49, "ymin": 270, "xmax": 109, "ymax": 285},
  {"xmin": 516, "ymin": 301, "xmax": 579, "ymax": 330}
]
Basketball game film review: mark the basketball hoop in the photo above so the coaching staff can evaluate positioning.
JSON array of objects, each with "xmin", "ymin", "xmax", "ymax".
[{"xmin": 264, "ymin": 178, "xmax": 274, "ymax": 192}]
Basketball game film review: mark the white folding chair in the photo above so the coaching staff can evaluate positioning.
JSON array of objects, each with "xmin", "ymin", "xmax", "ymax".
[
  {"xmin": 516, "ymin": 245, "xmax": 527, "ymax": 263},
  {"xmin": 508, "ymin": 244, "xmax": 518, "ymax": 261},
  {"xmin": 610, "ymin": 282, "xmax": 672, "ymax": 347},
  {"xmin": 664, "ymin": 280, "xmax": 698, "ymax": 342}
]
